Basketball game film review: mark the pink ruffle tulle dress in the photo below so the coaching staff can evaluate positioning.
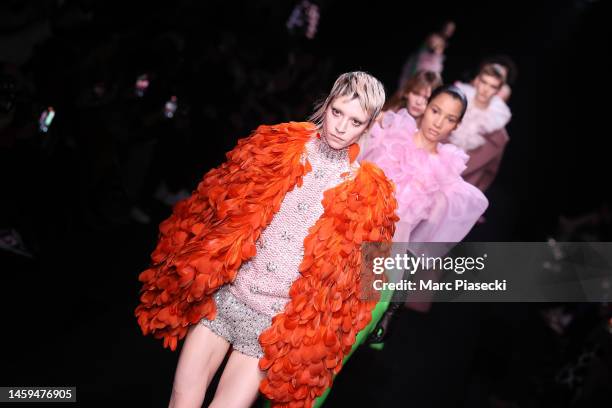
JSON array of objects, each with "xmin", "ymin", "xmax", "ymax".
[
  {"xmin": 360, "ymin": 108, "xmax": 488, "ymax": 246},
  {"xmin": 360, "ymin": 109, "xmax": 488, "ymax": 312}
]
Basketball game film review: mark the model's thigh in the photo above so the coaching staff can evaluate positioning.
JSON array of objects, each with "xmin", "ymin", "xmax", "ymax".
[
  {"xmin": 209, "ymin": 350, "xmax": 266, "ymax": 408},
  {"xmin": 169, "ymin": 324, "xmax": 230, "ymax": 408}
]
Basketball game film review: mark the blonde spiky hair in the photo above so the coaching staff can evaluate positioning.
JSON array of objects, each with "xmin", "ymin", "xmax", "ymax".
[{"xmin": 309, "ymin": 71, "xmax": 386, "ymax": 130}]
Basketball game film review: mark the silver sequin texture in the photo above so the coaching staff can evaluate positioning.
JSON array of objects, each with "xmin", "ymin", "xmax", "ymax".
[
  {"xmin": 249, "ymin": 284, "xmax": 260, "ymax": 294},
  {"xmin": 229, "ymin": 135, "xmax": 355, "ymax": 319},
  {"xmin": 214, "ymin": 135, "xmax": 358, "ymax": 352},
  {"xmin": 271, "ymin": 302, "xmax": 284, "ymax": 313},
  {"xmin": 280, "ymin": 231, "xmax": 294, "ymax": 242},
  {"xmin": 199, "ymin": 285, "xmax": 271, "ymax": 358},
  {"xmin": 314, "ymin": 168, "xmax": 326, "ymax": 179}
]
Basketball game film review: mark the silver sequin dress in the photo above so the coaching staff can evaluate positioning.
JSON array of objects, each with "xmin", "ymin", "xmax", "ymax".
[{"xmin": 199, "ymin": 135, "xmax": 355, "ymax": 358}]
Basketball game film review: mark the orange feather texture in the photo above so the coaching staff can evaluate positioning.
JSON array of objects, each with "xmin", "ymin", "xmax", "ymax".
[{"xmin": 134, "ymin": 122, "xmax": 398, "ymax": 407}]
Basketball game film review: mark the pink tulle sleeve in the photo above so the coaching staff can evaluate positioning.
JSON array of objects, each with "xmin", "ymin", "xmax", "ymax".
[
  {"xmin": 402, "ymin": 180, "xmax": 488, "ymax": 312},
  {"xmin": 360, "ymin": 109, "xmax": 418, "ymax": 162},
  {"xmin": 406, "ymin": 181, "xmax": 488, "ymax": 257}
]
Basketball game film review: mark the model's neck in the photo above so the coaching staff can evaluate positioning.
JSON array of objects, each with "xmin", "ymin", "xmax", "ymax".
[
  {"xmin": 413, "ymin": 130, "xmax": 438, "ymax": 154},
  {"xmin": 473, "ymin": 97, "xmax": 491, "ymax": 110},
  {"xmin": 316, "ymin": 134, "xmax": 349, "ymax": 162}
]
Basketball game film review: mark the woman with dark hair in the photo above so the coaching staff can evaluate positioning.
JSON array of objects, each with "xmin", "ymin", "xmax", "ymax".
[
  {"xmin": 360, "ymin": 84, "xmax": 487, "ymax": 321},
  {"xmin": 362, "ymin": 84, "xmax": 484, "ymax": 244}
]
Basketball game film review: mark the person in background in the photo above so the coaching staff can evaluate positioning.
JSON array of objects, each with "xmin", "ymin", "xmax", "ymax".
[
  {"xmin": 397, "ymin": 20, "xmax": 456, "ymax": 90},
  {"xmin": 382, "ymin": 70, "xmax": 442, "ymax": 126},
  {"xmin": 358, "ymin": 70, "xmax": 442, "ymax": 156},
  {"xmin": 474, "ymin": 55, "xmax": 518, "ymax": 103},
  {"xmin": 360, "ymin": 84, "xmax": 487, "ymax": 323},
  {"xmin": 449, "ymin": 63, "xmax": 512, "ymax": 193}
]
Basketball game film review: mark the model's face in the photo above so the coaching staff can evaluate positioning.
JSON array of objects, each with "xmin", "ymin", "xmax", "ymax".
[
  {"xmin": 419, "ymin": 93, "xmax": 462, "ymax": 143},
  {"xmin": 323, "ymin": 95, "xmax": 370, "ymax": 149},
  {"xmin": 404, "ymin": 86, "xmax": 432, "ymax": 118},
  {"xmin": 474, "ymin": 74, "xmax": 503, "ymax": 105}
]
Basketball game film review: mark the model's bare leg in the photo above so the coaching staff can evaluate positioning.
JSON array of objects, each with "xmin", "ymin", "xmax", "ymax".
[
  {"xmin": 208, "ymin": 350, "xmax": 266, "ymax": 408},
  {"xmin": 168, "ymin": 324, "xmax": 230, "ymax": 408}
]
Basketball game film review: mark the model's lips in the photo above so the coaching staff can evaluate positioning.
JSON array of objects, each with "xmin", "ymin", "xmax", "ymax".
[{"xmin": 427, "ymin": 128, "xmax": 440, "ymax": 137}]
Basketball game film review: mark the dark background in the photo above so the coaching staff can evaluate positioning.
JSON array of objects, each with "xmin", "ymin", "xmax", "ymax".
[{"xmin": 1, "ymin": 0, "xmax": 611, "ymax": 407}]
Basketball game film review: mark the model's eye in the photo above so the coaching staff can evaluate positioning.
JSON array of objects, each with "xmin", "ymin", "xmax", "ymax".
[
  {"xmin": 447, "ymin": 117, "xmax": 457, "ymax": 124},
  {"xmin": 332, "ymin": 108, "xmax": 340, "ymax": 116},
  {"xmin": 352, "ymin": 120, "xmax": 362, "ymax": 127}
]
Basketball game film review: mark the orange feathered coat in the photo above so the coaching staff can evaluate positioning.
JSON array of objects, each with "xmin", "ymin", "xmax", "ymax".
[{"xmin": 135, "ymin": 122, "xmax": 398, "ymax": 407}]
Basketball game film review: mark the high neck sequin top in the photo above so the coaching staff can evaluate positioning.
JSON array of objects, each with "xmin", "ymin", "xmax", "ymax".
[{"xmin": 228, "ymin": 134, "xmax": 354, "ymax": 318}]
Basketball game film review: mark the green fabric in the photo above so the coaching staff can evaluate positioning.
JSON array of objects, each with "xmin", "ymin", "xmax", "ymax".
[{"xmin": 261, "ymin": 288, "xmax": 393, "ymax": 408}]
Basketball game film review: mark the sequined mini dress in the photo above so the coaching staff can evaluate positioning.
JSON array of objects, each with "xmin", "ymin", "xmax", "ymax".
[{"xmin": 199, "ymin": 135, "xmax": 354, "ymax": 358}]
